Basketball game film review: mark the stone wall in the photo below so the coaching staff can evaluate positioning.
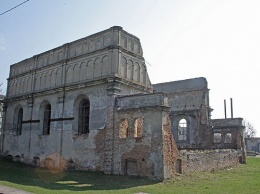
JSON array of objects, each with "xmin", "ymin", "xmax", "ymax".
[
  {"xmin": 180, "ymin": 149, "xmax": 240, "ymax": 173},
  {"xmin": 162, "ymin": 115, "xmax": 179, "ymax": 177}
]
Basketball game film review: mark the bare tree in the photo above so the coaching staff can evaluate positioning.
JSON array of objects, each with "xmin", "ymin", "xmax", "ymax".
[
  {"xmin": 0, "ymin": 82, "xmax": 3, "ymax": 94},
  {"xmin": 243, "ymin": 119, "xmax": 256, "ymax": 138}
]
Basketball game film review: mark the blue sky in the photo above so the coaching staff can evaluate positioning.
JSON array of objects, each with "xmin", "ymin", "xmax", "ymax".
[{"xmin": 1, "ymin": 0, "xmax": 260, "ymax": 135}]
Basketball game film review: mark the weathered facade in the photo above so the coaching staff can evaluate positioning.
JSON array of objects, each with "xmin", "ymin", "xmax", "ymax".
[{"xmin": 0, "ymin": 26, "xmax": 246, "ymax": 180}]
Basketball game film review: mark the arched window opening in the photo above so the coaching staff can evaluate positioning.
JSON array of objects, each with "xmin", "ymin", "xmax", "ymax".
[
  {"xmin": 214, "ymin": 133, "xmax": 222, "ymax": 143},
  {"xmin": 224, "ymin": 133, "xmax": 232, "ymax": 144},
  {"xmin": 134, "ymin": 118, "xmax": 144, "ymax": 138},
  {"xmin": 119, "ymin": 119, "xmax": 128, "ymax": 139},
  {"xmin": 43, "ymin": 104, "xmax": 51, "ymax": 135},
  {"xmin": 17, "ymin": 108, "xmax": 23, "ymax": 135},
  {"xmin": 78, "ymin": 99, "xmax": 90, "ymax": 134},
  {"xmin": 178, "ymin": 118, "xmax": 187, "ymax": 141}
]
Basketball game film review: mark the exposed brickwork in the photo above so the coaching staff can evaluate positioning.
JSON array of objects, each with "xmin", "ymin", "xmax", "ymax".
[
  {"xmin": 113, "ymin": 109, "xmax": 150, "ymax": 177},
  {"xmin": 44, "ymin": 152, "xmax": 67, "ymax": 171},
  {"xmin": 93, "ymin": 126, "xmax": 107, "ymax": 171},
  {"xmin": 163, "ymin": 115, "xmax": 179, "ymax": 176},
  {"xmin": 103, "ymin": 98, "xmax": 115, "ymax": 174},
  {"xmin": 121, "ymin": 145, "xmax": 150, "ymax": 177},
  {"xmin": 119, "ymin": 119, "xmax": 128, "ymax": 139}
]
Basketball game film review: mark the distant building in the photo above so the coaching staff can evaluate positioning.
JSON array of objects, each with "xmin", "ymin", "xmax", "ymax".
[
  {"xmin": 245, "ymin": 137, "xmax": 260, "ymax": 153},
  {"xmin": 0, "ymin": 26, "xmax": 246, "ymax": 180}
]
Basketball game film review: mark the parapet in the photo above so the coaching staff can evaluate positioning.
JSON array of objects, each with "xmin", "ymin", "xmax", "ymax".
[
  {"xmin": 211, "ymin": 118, "xmax": 244, "ymax": 128},
  {"xmin": 9, "ymin": 26, "xmax": 144, "ymax": 78},
  {"xmin": 116, "ymin": 93, "xmax": 169, "ymax": 110},
  {"xmin": 153, "ymin": 77, "xmax": 208, "ymax": 93}
]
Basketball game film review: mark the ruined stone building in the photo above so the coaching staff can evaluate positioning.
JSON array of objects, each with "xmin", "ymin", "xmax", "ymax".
[{"xmin": 0, "ymin": 26, "xmax": 246, "ymax": 180}]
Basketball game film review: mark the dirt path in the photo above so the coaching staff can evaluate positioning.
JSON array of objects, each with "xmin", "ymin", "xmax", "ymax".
[{"xmin": 0, "ymin": 184, "xmax": 33, "ymax": 194}]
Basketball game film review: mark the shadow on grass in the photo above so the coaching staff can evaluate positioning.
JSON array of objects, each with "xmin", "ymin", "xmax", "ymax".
[{"xmin": 0, "ymin": 159, "xmax": 158, "ymax": 192}]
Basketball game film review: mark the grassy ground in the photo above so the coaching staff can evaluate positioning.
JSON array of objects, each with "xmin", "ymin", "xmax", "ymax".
[{"xmin": 0, "ymin": 157, "xmax": 260, "ymax": 194}]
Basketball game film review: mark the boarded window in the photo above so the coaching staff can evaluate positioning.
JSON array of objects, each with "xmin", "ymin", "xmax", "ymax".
[
  {"xmin": 17, "ymin": 108, "xmax": 23, "ymax": 135},
  {"xmin": 178, "ymin": 118, "xmax": 187, "ymax": 141},
  {"xmin": 224, "ymin": 133, "xmax": 232, "ymax": 143},
  {"xmin": 78, "ymin": 99, "xmax": 90, "ymax": 134},
  {"xmin": 214, "ymin": 133, "xmax": 222, "ymax": 143},
  {"xmin": 43, "ymin": 104, "xmax": 51, "ymax": 135},
  {"xmin": 33, "ymin": 157, "xmax": 40, "ymax": 166},
  {"xmin": 119, "ymin": 119, "xmax": 128, "ymax": 139},
  {"xmin": 134, "ymin": 118, "xmax": 144, "ymax": 138},
  {"xmin": 125, "ymin": 160, "xmax": 137, "ymax": 176},
  {"xmin": 175, "ymin": 159, "xmax": 182, "ymax": 174}
]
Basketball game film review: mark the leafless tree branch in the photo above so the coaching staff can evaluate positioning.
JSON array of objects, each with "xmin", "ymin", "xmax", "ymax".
[
  {"xmin": 243, "ymin": 119, "xmax": 256, "ymax": 138},
  {"xmin": 0, "ymin": 82, "xmax": 3, "ymax": 95}
]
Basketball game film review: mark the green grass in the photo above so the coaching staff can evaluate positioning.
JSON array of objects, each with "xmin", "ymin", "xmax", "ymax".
[{"xmin": 0, "ymin": 157, "xmax": 260, "ymax": 194}]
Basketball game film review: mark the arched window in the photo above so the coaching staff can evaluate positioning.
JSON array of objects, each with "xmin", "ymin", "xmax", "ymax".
[
  {"xmin": 214, "ymin": 133, "xmax": 222, "ymax": 143},
  {"xmin": 17, "ymin": 108, "xmax": 23, "ymax": 135},
  {"xmin": 134, "ymin": 118, "xmax": 144, "ymax": 138},
  {"xmin": 78, "ymin": 99, "xmax": 90, "ymax": 134},
  {"xmin": 178, "ymin": 118, "xmax": 187, "ymax": 141},
  {"xmin": 43, "ymin": 104, "xmax": 51, "ymax": 135},
  {"xmin": 119, "ymin": 119, "xmax": 128, "ymax": 139},
  {"xmin": 224, "ymin": 133, "xmax": 232, "ymax": 143}
]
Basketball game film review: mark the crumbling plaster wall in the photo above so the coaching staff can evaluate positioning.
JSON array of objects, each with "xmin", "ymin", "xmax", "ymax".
[
  {"xmin": 2, "ymin": 98, "xmax": 31, "ymax": 162},
  {"xmin": 3, "ymin": 84, "xmax": 112, "ymax": 170},
  {"xmin": 113, "ymin": 108, "xmax": 168, "ymax": 180},
  {"xmin": 154, "ymin": 91, "xmax": 210, "ymax": 147},
  {"xmin": 3, "ymin": 79, "xmax": 151, "ymax": 171},
  {"xmin": 153, "ymin": 78, "xmax": 211, "ymax": 148},
  {"xmin": 162, "ymin": 115, "xmax": 179, "ymax": 178},
  {"xmin": 111, "ymin": 93, "xmax": 178, "ymax": 180}
]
